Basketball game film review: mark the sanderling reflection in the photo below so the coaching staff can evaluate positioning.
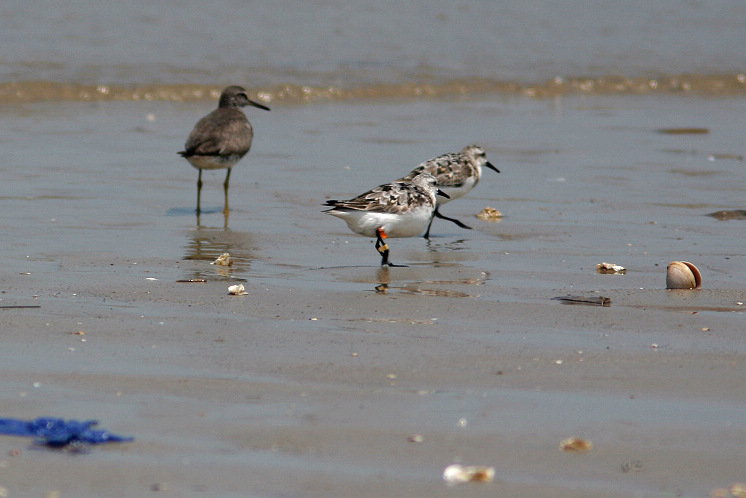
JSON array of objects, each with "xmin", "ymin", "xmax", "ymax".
[
  {"xmin": 400, "ymin": 144, "xmax": 499, "ymax": 238},
  {"xmin": 178, "ymin": 86, "xmax": 270, "ymax": 216},
  {"xmin": 324, "ymin": 173, "xmax": 449, "ymax": 266}
]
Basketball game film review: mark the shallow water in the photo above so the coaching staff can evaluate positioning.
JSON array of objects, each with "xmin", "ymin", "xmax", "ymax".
[
  {"xmin": 2, "ymin": 1, "xmax": 746, "ymax": 103},
  {"xmin": 3, "ymin": 95, "xmax": 745, "ymax": 285}
]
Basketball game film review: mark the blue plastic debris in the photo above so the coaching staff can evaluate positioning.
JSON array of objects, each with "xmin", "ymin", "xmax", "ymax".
[{"xmin": 0, "ymin": 417, "xmax": 133, "ymax": 447}]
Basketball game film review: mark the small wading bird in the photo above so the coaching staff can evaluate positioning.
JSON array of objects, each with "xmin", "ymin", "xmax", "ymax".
[
  {"xmin": 324, "ymin": 173, "xmax": 449, "ymax": 267},
  {"xmin": 178, "ymin": 85, "xmax": 270, "ymax": 215},
  {"xmin": 399, "ymin": 144, "xmax": 499, "ymax": 238}
]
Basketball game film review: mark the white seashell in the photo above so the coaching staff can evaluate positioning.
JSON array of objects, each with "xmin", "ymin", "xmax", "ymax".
[
  {"xmin": 211, "ymin": 253, "xmax": 232, "ymax": 266},
  {"xmin": 228, "ymin": 284, "xmax": 248, "ymax": 295},
  {"xmin": 666, "ymin": 261, "xmax": 702, "ymax": 289},
  {"xmin": 442, "ymin": 464, "xmax": 495, "ymax": 484}
]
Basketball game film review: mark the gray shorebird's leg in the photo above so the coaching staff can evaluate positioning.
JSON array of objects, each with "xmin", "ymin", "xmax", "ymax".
[
  {"xmin": 223, "ymin": 168, "xmax": 232, "ymax": 215},
  {"xmin": 196, "ymin": 169, "xmax": 203, "ymax": 215},
  {"xmin": 435, "ymin": 209, "xmax": 472, "ymax": 229},
  {"xmin": 423, "ymin": 207, "xmax": 472, "ymax": 238},
  {"xmin": 375, "ymin": 229, "xmax": 389, "ymax": 265},
  {"xmin": 375, "ymin": 228, "xmax": 407, "ymax": 267},
  {"xmin": 422, "ymin": 215, "xmax": 435, "ymax": 240}
]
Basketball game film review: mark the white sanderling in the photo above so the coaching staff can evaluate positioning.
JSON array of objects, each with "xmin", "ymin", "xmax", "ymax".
[
  {"xmin": 324, "ymin": 173, "xmax": 449, "ymax": 266},
  {"xmin": 399, "ymin": 144, "xmax": 499, "ymax": 238},
  {"xmin": 178, "ymin": 86, "xmax": 270, "ymax": 216}
]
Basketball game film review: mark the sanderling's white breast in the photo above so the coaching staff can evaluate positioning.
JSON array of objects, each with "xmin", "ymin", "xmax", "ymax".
[
  {"xmin": 324, "ymin": 173, "xmax": 448, "ymax": 266},
  {"xmin": 399, "ymin": 145, "xmax": 499, "ymax": 238}
]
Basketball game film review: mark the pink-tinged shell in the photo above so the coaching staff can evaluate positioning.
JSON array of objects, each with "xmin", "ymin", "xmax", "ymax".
[{"xmin": 666, "ymin": 261, "xmax": 702, "ymax": 289}]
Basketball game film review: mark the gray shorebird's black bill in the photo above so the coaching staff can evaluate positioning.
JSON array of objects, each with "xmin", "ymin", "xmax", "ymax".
[
  {"xmin": 436, "ymin": 189, "xmax": 450, "ymax": 199},
  {"xmin": 247, "ymin": 98, "xmax": 271, "ymax": 111},
  {"xmin": 485, "ymin": 161, "xmax": 500, "ymax": 173}
]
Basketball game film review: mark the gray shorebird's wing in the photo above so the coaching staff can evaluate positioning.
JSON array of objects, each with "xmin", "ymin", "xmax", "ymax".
[
  {"xmin": 400, "ymin": 153, "xmax": 471, "ymax": 188},
  {"xmin": 325, "ymin": 181, "xmax": 431, "ymax": 215},
  {"xmin": 180, "ymin": 109, "xmax": 253, "ymax": 158}
]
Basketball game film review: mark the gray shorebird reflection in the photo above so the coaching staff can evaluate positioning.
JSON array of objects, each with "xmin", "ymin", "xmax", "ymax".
[{"xmin": 178, "ymin": 85, "xmax": 270, "ymax": 216}]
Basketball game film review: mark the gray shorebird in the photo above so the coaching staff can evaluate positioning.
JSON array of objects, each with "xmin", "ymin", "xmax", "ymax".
[
  {"xmin": 324, "ymin": 173, "xmax": 449, "ymax": 266},
  {"xmin": 178, "ymin": 85, "xmax": 270, "ymax": 215},
  {"xmin": 399, "ymin": 145, "xmax": 499, "ymax": 238}
]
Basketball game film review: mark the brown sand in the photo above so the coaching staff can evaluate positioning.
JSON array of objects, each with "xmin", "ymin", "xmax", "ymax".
[{"xmin": 0, "ymin": 95, "xmax": 745, "ymax": 497}]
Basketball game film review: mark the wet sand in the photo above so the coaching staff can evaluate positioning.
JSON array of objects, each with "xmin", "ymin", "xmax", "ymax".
[{"xmin": 1, "ymin": 94, "xmax": 745, "ymax": 497}]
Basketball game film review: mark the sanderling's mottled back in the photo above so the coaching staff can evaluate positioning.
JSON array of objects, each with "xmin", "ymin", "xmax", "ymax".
[
  {"xmin": 178, "ymin": 85, "xmax": 270, "ymax": 215},
  {"xmin": 324, "ymin": 173, "xmax": 449, "ymax": 266},
  {"xmin": 400, "ymin": 144, "xmax": 499, "ymax": 238}
]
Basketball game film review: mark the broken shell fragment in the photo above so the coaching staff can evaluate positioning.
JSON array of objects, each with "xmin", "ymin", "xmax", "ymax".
[
  {"xmin": 553, "ymin": 295, "xmax": 611, "ymax": 307},
  {"xmin": 657, "ymin": 127, "xmax": 710, "ymax": 135},
  {"xmin": 707, "ymin": 209, "xmax": 746, "ymax": 221},
  {"xmin": 442, "ymin": 464, "xmax": 495, "ymax": 484},
  {"xmin": 476, "ymin": 207, "xmax": 503, "ymax": 222},
  {"xmin": 211, "ymin": 253, "xmax": 232, "ymax": 266},
  {"xmin": 228, "ymin": 284, "xmax": 248, "ymax": 296},
  {"xmin": 597, "ymin": 262, "xmax": 626, "ymax": 274},
  {"xmin": 560, "ymin": 437, "xmax": 593, "ymax": 453},
  {"xmin": 666, "ymin": 261, "xmax": 702, "ymax": 289}
]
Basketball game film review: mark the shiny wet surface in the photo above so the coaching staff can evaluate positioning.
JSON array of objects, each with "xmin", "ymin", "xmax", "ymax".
[{"xmin": 1, "ymin": 95, "xmax": 745, "ymax": 496}]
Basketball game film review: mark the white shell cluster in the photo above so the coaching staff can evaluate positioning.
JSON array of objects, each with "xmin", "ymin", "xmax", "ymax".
[{"xmin": 666, "ymin": 261, "xmax": 702, "ymax": 289}]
